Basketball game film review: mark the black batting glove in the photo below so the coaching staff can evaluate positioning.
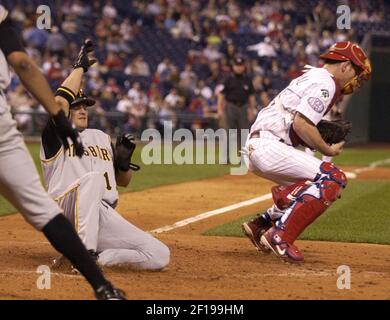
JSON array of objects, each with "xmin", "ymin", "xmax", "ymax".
[
  {"xmin": 73, "ymin": 39, "xmax": 97, "ymax": 72},
  {"xmin": 114, "ymin": 134, "xmax": 139, "ymax": 171},
  {"xmin": 52, "ymin": 109, "xmax": 84, "ymax": 157}
]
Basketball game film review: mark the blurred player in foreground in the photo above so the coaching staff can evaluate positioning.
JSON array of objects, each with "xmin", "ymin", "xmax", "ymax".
[{"xmin": 0, "ymin": 7, "xmax": 124, "ymax": 299}]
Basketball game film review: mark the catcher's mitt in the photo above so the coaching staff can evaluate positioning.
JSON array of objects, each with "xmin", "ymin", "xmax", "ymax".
[
  {"xmin": 317, "ymin": 119, "xmax": 352, "ymax": 145},
  {"xmin": 114, "ymin": 134, "xmax": 140, "ymax": 172}
]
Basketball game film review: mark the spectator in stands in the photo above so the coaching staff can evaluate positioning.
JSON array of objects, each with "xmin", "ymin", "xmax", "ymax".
[
  {"xmin": 194, "ymin": 80, "xmax": 213, "ymax": 103},
  {"xmin": 116, "ymin": 95, "xmax": 133, "ymax": 114},
  {"xmin": 128, "ymin": 82, "xmax": 143, "ymax": 103},
  {"xmin": 312, "ymin": 1, "xmax": 336, "ymax": 31},
  {"xmin": 99, "ymin": 88, "xmax": 116, "ymax": 111},
  {"xmin": 125, "ymin": 55, "xmax": 151, "ymax": 76},
  {"xmin": 61, "ymin": 14, "xmax": 78, "ymax": 35},
  {"xmin": 22, "ymin": 19, "xmax": 48, "ymax": 52},
  {"xmin": 187, "ymin": 94, "xmax": 210, "ymax": 130},
  {"xmin": 120, "ymin": 18, "xmax": 136, "ymax": 41},
  {"xmin": 164, "ymin": 88, "xmax": 184, "ymax": 111},
  {"xmin": 203, "ymin": 44, "xmax": 222, "ymax": 62},
  {"xmin": 320, "ymin": 30, "xmax": 335, "ymax": 50},
  {"xmin": 9, "ymin": 3, "xmax": 26, "ymax": 23},
  {"xmin": 146, "ymin": 0, "xmax": 163, "ymax": 16},
  {"xmin": 70, "ymin": 0, "xmax": 91, "ymax": 17},
  {"xmin": 8, "ymin": 84, "xmax": 35, "ymax": 132},
  {"xmin": 180, "ymin": 64, "xmax": 197, "ymax": 91},
  {"xmin": 103, "ymin": 0, "xmax": 118, "ymax": 19},
  {"xmin": 107, "ymin": 77, "xmax": 122, "ymax": 95},
  {"xmin": 258, "ymin": 91, "xmax": 270, "ymax": 110},
  {"xmin": 287, "ymin": 64, "xmax": 301, "ymax": 80},
  {"xmin": 172, "ymin": 14, "xmax": 194, "ymax": 40},
  {"xmin": 46, "ymin": 26, "xmax": 67, "ymax": 58},
  {"xmin": 104, "ymin": 51, "xmax": 124, "ymax": 71},
  {"xmin": 158, "ymin": 102, "xmax": 177, "ymax": 133},
  {"xmin": 247, "ymin": 37, "xmax": 277, "ymax": 57},
  {"xmin": 156, "ymin": 58, "xmax": 171, "ymax": 77}
]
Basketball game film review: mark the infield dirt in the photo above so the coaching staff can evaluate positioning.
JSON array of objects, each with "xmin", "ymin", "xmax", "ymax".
[{"xmin": 0, "ymin": 167, "xmax": 389, "ymax": 299}]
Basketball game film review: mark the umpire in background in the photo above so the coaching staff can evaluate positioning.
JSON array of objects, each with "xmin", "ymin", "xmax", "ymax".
[{"xmin": 217, "ymin": 55, "xmax": 256, "ymax": 162}]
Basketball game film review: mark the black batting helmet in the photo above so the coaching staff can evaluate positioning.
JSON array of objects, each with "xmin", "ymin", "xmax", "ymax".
[{"xmin": 70, "ymin": 89, "xmax": 96, "ymax": 108}]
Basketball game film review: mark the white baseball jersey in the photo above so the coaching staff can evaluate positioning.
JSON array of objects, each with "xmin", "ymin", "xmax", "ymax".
[
  {"xmin": 40, "ymin": 129, "xmax": 119, "ymax": 207},
  {"xmin": 250, "ymin": 67, "xmax": 341, "ymax": 147}
]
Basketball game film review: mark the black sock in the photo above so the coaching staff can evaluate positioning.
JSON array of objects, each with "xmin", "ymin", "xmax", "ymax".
[{"xmin": 42, "ymin": 214, "xmax": 108, "ymax": 291}]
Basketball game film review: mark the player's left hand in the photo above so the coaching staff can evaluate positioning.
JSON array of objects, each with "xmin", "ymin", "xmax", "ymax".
[
  {"xmin": 317, "ymin": 119, "xmax": 352, "ymax": 145},
  {"xmin": 114, "ymin": 134, "xmax": 140, "ymax": 171}
]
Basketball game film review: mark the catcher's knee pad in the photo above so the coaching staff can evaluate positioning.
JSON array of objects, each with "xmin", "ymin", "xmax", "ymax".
[
  {"xmin": 276, "ymin": 162, "xmax": 347, "ymax": 244},
  {"xmin": 319, "ymin": 161, "xmax": 347, "ymax": 186},
  {"xmin": 271, "ymin": 181, "xmax": 310, "ymax": 210}
]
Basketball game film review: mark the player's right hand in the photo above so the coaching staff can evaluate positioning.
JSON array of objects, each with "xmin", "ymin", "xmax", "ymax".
[
  {"xmin": 329, "ymin": 141, "xmax": 345, "ymax": 156},
  {"xmin": 73, "ymin": 39, "xmax": 97, "ymax": 72},
  {"xmin": 52, "ymin": 109, "xmax": 84, "ymax": 157}
]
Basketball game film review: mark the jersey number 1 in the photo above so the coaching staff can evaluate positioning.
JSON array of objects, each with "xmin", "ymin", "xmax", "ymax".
[{"xmin": 103, "ymin": 172, "xmax": 112, "ymax": 190}]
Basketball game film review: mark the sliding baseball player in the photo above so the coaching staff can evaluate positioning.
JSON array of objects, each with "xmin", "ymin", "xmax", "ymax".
[{"xmin": 40, "ymin": 40, "xmax": 170, "ymax": 269}]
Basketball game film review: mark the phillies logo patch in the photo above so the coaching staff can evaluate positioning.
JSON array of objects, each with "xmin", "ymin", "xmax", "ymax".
[
  {"xmin": 308, "ymin": 97, "xmax": 325, "ymax": 113},
  {"xmin": 321, "ymin": 89, "xmax": 329, "ymax": 98}
]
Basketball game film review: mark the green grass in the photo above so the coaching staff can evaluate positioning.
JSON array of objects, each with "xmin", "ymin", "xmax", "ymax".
[
  {"xmin": 203, "ymin": 180, "xmax": 390, "ymax": 245},
  {"xmin": 319, "ymin": 148, "xmax": 390, "ymax": 167}
]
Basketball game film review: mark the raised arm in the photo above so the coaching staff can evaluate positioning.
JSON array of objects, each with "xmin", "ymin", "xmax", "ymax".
[
  {"xmin": 55, "ymin": 40, "xmax": 96, "ymax": 115},
  {"xmin": 0, "ymin": 17, "xmax": 83, "ymax": 156}
]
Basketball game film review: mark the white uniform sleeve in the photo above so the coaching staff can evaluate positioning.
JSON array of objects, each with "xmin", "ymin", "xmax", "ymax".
[{"xmin": 295, "ymin": 80, "xmax": 335, "ymax": 125}]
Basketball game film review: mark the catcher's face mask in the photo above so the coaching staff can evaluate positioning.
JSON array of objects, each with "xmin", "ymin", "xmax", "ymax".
[{"xmin": 320, "ymin": 41, "xmax": 372, "ymax": 95}]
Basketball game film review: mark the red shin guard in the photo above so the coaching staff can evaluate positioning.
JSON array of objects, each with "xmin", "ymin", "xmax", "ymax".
[{"xmin": 278, "ymin": 163, "xmax": 347, "ymax": 244}]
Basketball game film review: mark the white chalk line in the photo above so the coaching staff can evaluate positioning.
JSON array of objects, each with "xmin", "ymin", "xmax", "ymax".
[
  {"xmin": 353, "ymin": 157, "xmax": 390, "ymax": 174},
  {"xmin": 151, "ymin": 157, "xmax": 390, "ymax": 234},
  {"xmin": 150, "ymin": 193, "xmax": 272, "ymax": 234},
  {"xmin": 0, "ymin": 270, "xmax": 82, "ymax": 278},
  {"xmin": 150, "ymin": 181, "xmax": 319, "ymax": 234}
]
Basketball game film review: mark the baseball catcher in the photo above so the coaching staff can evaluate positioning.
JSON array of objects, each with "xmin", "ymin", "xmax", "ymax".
[{"xmin": 242, "ymin": 41, "xmax": 371, "ymax": 262}]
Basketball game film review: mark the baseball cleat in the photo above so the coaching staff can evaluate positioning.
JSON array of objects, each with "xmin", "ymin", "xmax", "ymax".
[
  {"xmin": 260, "ymin": 227, "xmax": 304, "ymax": 263},
  {"xmin": 95, "ymin": 283, "xmax": 127, "ymax": 300},
  {"xmin": 242, "ymin": 214, "xmax": 273, "ymax": 253}
]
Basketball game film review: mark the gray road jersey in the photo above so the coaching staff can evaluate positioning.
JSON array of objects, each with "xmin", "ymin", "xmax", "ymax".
[
  {"xmin": 0, "ymin": 49, "xmax": 11, "ymax": 114},
  {"xmin": 0, "ymin": 6, "xmax": 10, "ymax": 93}
]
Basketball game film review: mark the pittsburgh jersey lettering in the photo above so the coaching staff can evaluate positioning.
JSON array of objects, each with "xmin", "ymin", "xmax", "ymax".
[{"xmin": 67, "ymin": 144, "xmax": 111, "ymax": 161}]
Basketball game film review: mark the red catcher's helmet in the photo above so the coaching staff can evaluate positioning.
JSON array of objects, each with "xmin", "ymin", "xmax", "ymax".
[{"xmin": 320, "ymin": 41, "xmax": 371, "ymax": 94}]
